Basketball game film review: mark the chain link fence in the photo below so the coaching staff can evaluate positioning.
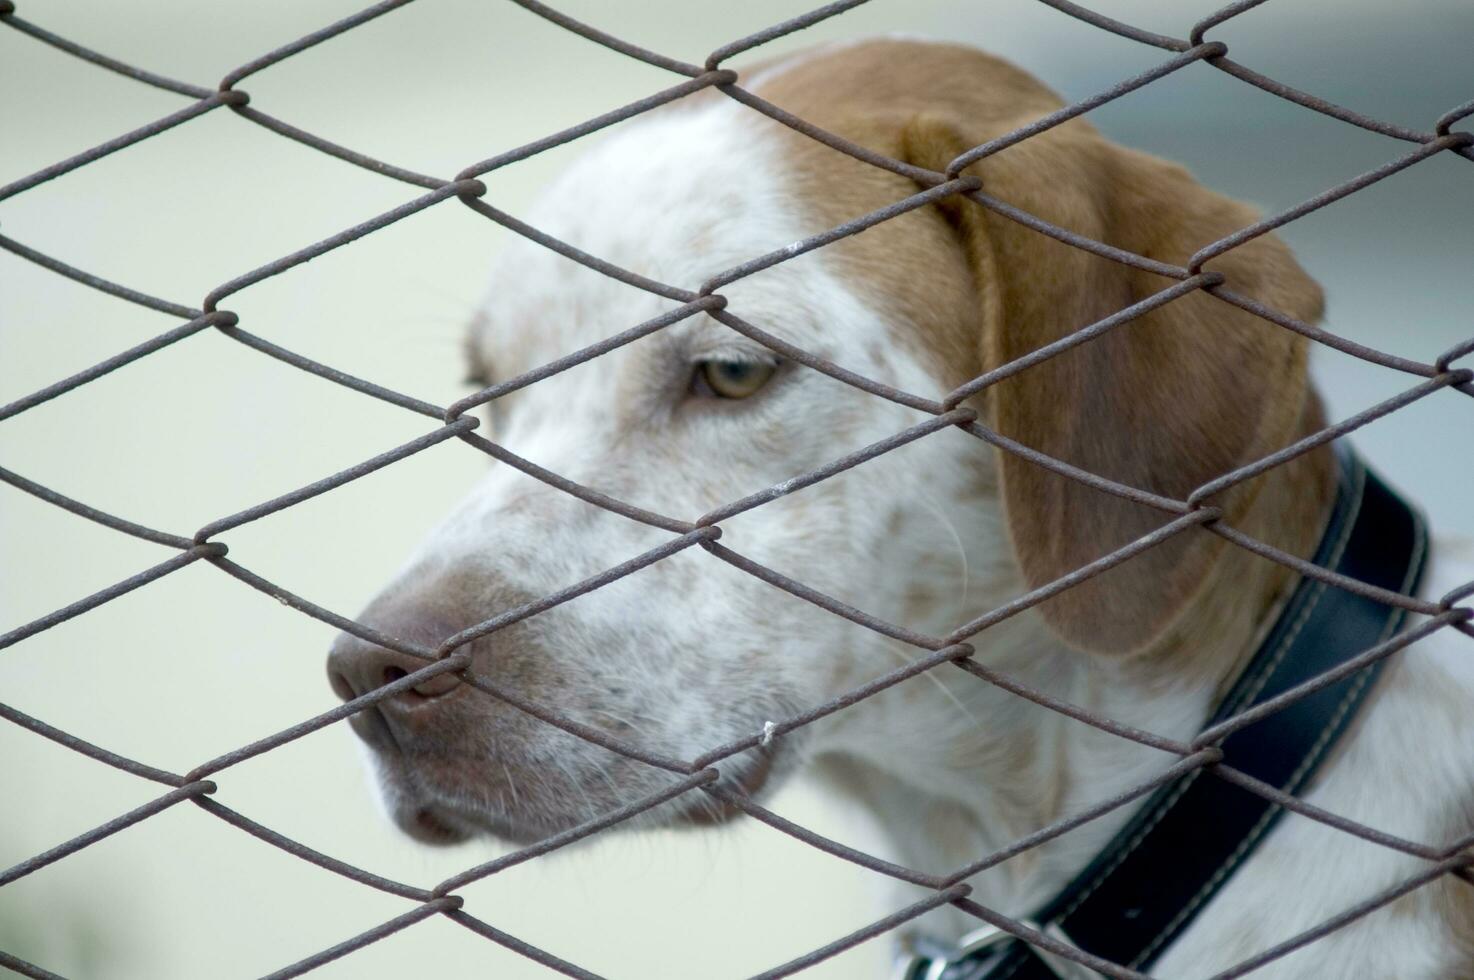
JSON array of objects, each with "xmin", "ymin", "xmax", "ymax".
[{"xmin": 1, "ymin": 0, "xmax": 1472, "ymax": 977}]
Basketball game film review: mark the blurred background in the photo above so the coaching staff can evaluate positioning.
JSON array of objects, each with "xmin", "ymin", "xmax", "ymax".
[{"xmin": 1, "ymin": 0, "xmax": 1470, "ymax": 976}]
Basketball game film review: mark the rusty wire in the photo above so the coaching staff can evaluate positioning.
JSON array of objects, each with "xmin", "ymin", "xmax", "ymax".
[{"xmin": 1, "ymin": 0, "xmax": 1472, "ymax": 977}]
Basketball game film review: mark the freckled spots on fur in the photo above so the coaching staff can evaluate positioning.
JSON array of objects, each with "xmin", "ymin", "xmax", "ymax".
[
  {"xmin": 903, "ymin": 582, "xmax": 945, "ymax": 623},
  {"xmin": 497, "ymin": 494, "xmax": 539, "ymax": 517},
  {"xmin": 827, "ymin": 659, "xmax": 857, "ymax": 693},
  {"xmin": 899, "ymin": 554, "xmax": 967, "ymax": 629},
  {"xmin": 898, "ymin": 682, "xmax": 927, "ymax": 704},
  {"xmin": 886, "ymin": 510, "xmax": 905, "ymax": 536},
  {"xmin": 921, "ymin": 797, "xmax": 985, "ymax": 865},
  {"xmin": 1435, "ymin": 872, "xmax": 1474, "ymax": 970}
]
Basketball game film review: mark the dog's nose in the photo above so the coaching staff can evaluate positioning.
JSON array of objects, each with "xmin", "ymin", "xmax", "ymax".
[
  {"xmin": 327, "ymin": 638, "xmax": 460, "ymax": 706},
  {"xmin": 326, "ymin": 610, "xmax": 462, "ymax": 709}
]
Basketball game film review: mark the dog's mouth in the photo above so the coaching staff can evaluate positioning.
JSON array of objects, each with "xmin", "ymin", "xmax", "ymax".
[
  {"xmin": 370, "ymin": 740, "xmax": 781, "ymax": 848},
  {"xmin": 390, "ymin": 794, "xmax": 541, "ymax": 847},
  {"xmin": 677, "ymin": 745, "xmax": 777, "ymax": 826},
  {"xmin": 396, "ymin": 801, "xmax": 477, "ymax": 846},
  {"xmin": 372, "ymin": 754, "xmax": 560, "ymax": 847}
]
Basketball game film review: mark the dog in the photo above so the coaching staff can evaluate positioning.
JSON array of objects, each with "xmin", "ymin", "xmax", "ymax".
[{"xmin": 326, "ymin": 39, "xmax": 1474, "ymax": 977}]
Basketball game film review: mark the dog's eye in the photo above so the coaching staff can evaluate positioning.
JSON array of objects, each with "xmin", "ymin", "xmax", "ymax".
[{"xmin": 694, "ymin": 359, "xmax": 777, "ymax": 399}]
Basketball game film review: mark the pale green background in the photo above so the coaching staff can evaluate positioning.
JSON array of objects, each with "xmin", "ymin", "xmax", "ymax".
[{"xmin": 1, "ymin": 1, "xmax": 1470, "ymax": 977}]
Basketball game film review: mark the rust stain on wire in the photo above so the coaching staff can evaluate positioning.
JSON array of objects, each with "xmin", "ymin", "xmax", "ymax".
[{"xmin": 0, "ymin": 0, "xmax": 1471, "ymax": 976}]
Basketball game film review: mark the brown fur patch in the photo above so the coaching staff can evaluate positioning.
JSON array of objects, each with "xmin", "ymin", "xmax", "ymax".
[{"xmin": 745, "ymin": 39, "xmax": 1335, "ymax": 656}]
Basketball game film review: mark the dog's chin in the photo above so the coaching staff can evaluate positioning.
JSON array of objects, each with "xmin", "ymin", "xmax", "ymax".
[
  {"xmin": 388, "ymin": 797, "xmax": 549, "ymax": 847},
  {"xmin": 376, "ymin": 772, "xmax": 553, "ymax": 848},
  {"xmin": 390, "ymin": 800, "xmax": 478, "ymax": 846},
  {"xmin": 385, "ymin": 786, "xmax": 728, "ymax": 849},
  {"xmin": 373, "ymin": 744, "xmax": 782, "ymax": 848}
]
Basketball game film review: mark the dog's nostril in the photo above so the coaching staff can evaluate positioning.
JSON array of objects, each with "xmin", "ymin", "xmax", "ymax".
[
  {"xmin": 380, "ymin": 662, "xmax": 459, "ymax": 701},
  {"xmin": 329, "ymin": 670, "xmax": 357, "ymax": 704},
  {"xmin": 329, "ymin": 627, "xmax": 462, "ymax": 708}
]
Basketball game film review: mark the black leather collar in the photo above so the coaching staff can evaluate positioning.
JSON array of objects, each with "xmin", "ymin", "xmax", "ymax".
[{"xmin": 901, "ymin": 449, "xmax": 1428, "ymax": 980}]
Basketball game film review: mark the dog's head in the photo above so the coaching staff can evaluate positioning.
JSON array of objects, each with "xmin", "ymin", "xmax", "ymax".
[{"xmin": 326, "ymin": 39, "xmax": 1327, "ymax": 846}]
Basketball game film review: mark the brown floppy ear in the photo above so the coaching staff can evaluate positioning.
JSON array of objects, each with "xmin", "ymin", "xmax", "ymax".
[{"xmin": 902, "ymin": 114, "xmax": 1329, "ymax": 656}]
